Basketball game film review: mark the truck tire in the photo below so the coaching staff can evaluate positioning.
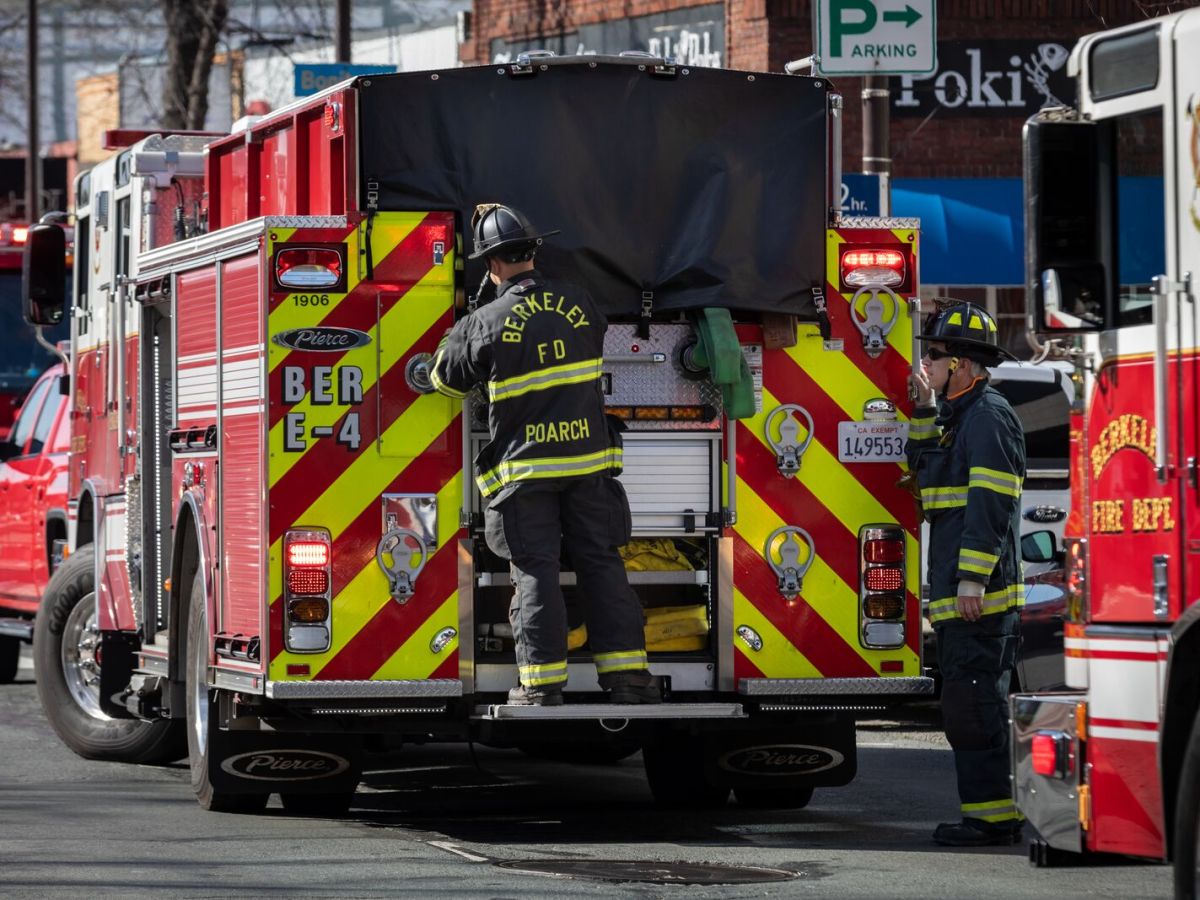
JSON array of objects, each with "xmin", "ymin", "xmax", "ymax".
[
  {"xmin": 34, "ymin": 545, "xmax": 183, "ymax": 762},
  {"xmin": 643, "ymin": 739, "xmax": 730, "ymax": 809},
  {"xmin": 0, "ymin": 635, "xmax": 20, "ymax": 684},
  {"xmin": 734, "ymin": 785, "xmax": 815, "ymax": 809},
  {"xmin": 1174, "ymin": 711, "xmax": 1200, "ymax": 900},
  {"xmin": 184, "ymin": 573, "xmax": 268, "ymax": 814}
]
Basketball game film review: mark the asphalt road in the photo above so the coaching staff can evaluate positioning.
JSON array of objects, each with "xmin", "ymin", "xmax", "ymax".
[{"xmin": 0, "ymin": 644, "xmax": 1171, "ymax": 899}]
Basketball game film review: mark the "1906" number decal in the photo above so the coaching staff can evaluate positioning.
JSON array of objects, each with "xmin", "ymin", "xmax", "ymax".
[{"xmin": 292, "ymin": 294, "xmax": 331, "ymax": 307}]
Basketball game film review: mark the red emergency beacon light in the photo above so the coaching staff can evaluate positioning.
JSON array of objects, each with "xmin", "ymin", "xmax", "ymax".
[{"xmin": 840, "ymin": 247, "xmax": 908, "ymax": 290}]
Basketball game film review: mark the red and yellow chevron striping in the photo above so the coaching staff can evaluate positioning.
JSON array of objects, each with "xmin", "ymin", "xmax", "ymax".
[
  {"xmin": 729, "ymin": 225, "xmax": 921, "ymax": 681},
  {"xmin": 267, "ymin": 212, "xmax": 463, "ymax": 683}
]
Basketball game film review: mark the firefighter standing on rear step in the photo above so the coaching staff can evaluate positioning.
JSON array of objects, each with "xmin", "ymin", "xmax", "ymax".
[
  {"xmin": 429, "ymin": 203, "xmax": 661, "ymax": 707},
  {"xmin": 906, "ymin": 301, "xmax": 1026, "ymax": 847}
]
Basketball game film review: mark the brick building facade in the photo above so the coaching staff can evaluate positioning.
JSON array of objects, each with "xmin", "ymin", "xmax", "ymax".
[
  {"xmin": 462, "ymin": 0, "xmax": 1173, "ymax": 177},
  {"xmin": 461, "ymin": 0, "xmax": 1193, "ymax": 355}
]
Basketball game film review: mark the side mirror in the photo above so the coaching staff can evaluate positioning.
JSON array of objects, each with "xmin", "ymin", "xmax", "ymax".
[
  {"xmin": 1024, "ymin": 114, "xmax": 1115, "ymax": 334},
  {"xmin": 1039, "ymin": 263, "xmax": 1107, "ymax": 330},
  {"xmin": 1021, "ymin": 529, "xmax": 1058, "ymax": 564},
  {"xmin": 22, "ymin": 224, "xmax": 67, "ymax": 327}
]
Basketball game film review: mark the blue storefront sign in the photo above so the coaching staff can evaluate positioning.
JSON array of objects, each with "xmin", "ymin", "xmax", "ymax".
[
  {"xmin": 294, "ymin": 63, "xmax": 398, "ymax": 97},
  {"xmin": 841, "ymin": 173, "xmax": 882, "ymax": 217}
]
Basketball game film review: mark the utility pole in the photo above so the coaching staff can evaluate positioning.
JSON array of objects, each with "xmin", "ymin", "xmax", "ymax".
[
  {"xmin": 25, "ymin": 0, "xmax": 39, "ymax": 223},
  {"xmin": 335, "ymin": 0, "xmax": 351, "ymax": 63},
  {"xmin": 862, "ymin": 74, "xmax": 891, "ymax": 216}
]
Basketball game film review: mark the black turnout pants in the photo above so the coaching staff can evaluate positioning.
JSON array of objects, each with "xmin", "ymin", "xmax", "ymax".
[
  {"xmin": 484, "ymin": 475, "xmax": 647, "ymax": 689},
  {"xmin": 936, "ymin": 609, "xmax": 1022, "ymax": 829}
]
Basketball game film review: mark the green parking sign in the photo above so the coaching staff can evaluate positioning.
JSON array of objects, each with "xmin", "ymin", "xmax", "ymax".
[{"xmin": 815, "ymin": 0, "xmax": 936, "ymax": 76}]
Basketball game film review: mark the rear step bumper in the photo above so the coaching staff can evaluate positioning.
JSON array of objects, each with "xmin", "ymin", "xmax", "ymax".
[
  {"xmin": 739, "ymin": 677, "xmax": 935, "ymax": 696},
  {"xmin": 0, "ymin": 618, "xmax": 34, "ymax": 642},
  {"xmin": 477, "ymin": 702, "xmax": 745, "ymax": 720},
  {"xmin": 265, "ymin": 679, "xmax": 463, "ymax": 700}
]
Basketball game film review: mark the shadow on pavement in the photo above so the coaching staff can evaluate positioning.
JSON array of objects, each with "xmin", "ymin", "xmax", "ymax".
[{"xmin": 304, "ymin": 744, "xmax": 1024, "ymax": 858}]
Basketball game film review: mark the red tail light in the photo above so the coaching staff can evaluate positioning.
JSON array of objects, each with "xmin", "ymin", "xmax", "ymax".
[
  {"xmin": 1031, "ymin": 731, "xmax": 1073, "ymax": 778},
  {"xmin": 865, "ymin": 567, "xmax": 903, "ymax": 593},
  {"xmin": 859, "ymin": 525, "xmax": 906, "ymax": 649},
  {"xmin": 287, "ymin": 540, "xmax": 330, "ymax": 568},
  {"xmin": 840, "ymin": 246, "xmax": 908, "ymax": 289},
  {"xmin": 864, "ymin": 539, "xmax": 904, "ymax": 564},
  {"xmin": 283, "ymin": 529, "xmax": 332, "ymax": 646},
  {"xmin": 287, "ymin": 568, "xmax": 329, "ymax": 596}
]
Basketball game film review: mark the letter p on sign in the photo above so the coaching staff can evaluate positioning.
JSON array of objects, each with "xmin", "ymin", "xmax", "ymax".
[{"xmin": 830, "ymin": 0, "xmax": 876, "ymax": 56}]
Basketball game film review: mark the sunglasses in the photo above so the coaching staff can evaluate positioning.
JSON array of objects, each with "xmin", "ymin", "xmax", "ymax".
[{"xmin": 922, "ymin": 348, "xmax": 956, "ymax": 361}]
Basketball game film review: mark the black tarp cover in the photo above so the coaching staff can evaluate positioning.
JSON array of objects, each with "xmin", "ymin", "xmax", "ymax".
[{"xmin": 358, "ymin": 61, "xmax": 829, "ymax": 318}]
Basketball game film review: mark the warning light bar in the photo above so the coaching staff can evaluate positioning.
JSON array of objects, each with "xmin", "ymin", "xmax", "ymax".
[
  {"xmin": 275, "ymin": 246, "xmax": 344, "ymax": 290},
  {"xmin": 843, "ymin": 249, "xmax": 904, "ymax": 269},
  {"xmin": 840, "ymin": 246, "xmax": 909, "ymax": 290},
  {"xmin": 0, "ymin": 223, "xmax": 30, "ymax": 246}
]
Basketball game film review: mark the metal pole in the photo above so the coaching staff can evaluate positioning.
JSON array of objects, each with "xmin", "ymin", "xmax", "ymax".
[
  {"xmin": 25, "ymin": 0, "xmax": 39, "ymax": 223},
  {"xmin": 335, "ymin": 0, "xmax": 351, "ymax": 63},
  {"xmin": 862, "ymin": 74, "xmax": 891, "ymax": 216}
]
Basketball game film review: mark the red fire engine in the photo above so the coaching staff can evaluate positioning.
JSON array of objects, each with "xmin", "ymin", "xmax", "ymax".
[
  {"xmin": 1014, "ymin": 10, "xmax": 1200, "ymax": 894},
  {"xmin": 23, "ymin": 58, "xmax": 931, "ymax": 812}
]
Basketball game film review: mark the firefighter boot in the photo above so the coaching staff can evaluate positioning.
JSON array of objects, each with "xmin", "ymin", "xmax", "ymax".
[
  {"xmin": 507, "ymin": 683, "xmax": 565, "ymax": 706},
  {"xmin": 932, "ymin": 820, "xmax": 1024, "ymax": 847},
  {"xmin": 599, "ymin": 670, "xmax": 663, "ymax": 704}
]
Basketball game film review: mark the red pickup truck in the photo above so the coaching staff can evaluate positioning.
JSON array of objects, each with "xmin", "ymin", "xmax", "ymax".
[{"xmin": 0, "ymin": 363, "xmax": 69, "ymax": 682}]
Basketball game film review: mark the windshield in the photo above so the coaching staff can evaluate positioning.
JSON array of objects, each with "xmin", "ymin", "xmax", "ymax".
[
  {"xmin": 0, "ymin": 271, "xmax": 69, "ymax": 397},
  {"xmin": 992, "ymin": 377, "xmax": 1070, "ymax": 471}
]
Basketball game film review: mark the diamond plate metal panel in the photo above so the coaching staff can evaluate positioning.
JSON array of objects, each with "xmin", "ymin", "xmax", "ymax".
[
  {"xmin": 603, "ymin": 324, "xmax": 722, "ymax": 430},
  {"xmin": 262, "ymin": 216, "xmax": 348, "ymax": 229},
  {"xmin": 265, "ymin": 679, "xmax": 463, "ymax": 700},
  {"xmin": 840, "ymin": 217, "xmax": 921, "ymax": 230},
  {"xmin": 738, "ymin": 677, "xmax": 935, "ymax": 695},
  {"xmin": 479, "ymin": 702, "xmax": 746, "ymax": 720}
]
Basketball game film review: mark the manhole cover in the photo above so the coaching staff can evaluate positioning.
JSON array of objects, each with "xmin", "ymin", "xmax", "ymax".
[{"xmin": 494, "ymin": 859, "xmax": 797, "ymax": 885}]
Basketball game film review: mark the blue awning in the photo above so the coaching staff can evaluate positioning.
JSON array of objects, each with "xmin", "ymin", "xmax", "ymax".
[
  {"xmin": 892, "ymin": 178, "xmax": 1024, "ymax": 286},
  {"xmin": 890, "ymin": 176, "xmax": 1165, "ymax": 288}
]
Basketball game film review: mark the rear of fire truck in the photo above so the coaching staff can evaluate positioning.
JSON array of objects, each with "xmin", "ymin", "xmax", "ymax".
[
  {"xmin": 1014, "ymin": 11, "xmax": 1200, "ymax": 887},
  {"xmin": 27, "ymin": 57, "xmax": 931, "ymax": 813}
]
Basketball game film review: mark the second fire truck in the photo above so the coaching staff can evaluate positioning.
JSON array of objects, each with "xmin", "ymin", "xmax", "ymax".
[
  {"xmin": 24, "ymin": 57, "xmax": 930, "ymax": 811},
  {"xmin": 1014, "ymin": 9, "xmax": 1200, "ymax": 895}
]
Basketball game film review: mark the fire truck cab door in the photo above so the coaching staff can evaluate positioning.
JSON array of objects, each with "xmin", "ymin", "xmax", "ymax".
[{"xmin": 1172, "ymin": 12, "xmax": 1200, "ymax": 605}]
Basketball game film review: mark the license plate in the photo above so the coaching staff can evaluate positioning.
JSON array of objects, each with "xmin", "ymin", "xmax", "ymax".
[{"xmin": 837, "ymin": 421, "xmax": 909, "ymax": 462}]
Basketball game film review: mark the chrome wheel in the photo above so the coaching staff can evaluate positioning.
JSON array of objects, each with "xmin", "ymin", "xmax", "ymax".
[
  {"xmin": 189, "ymin": 603, "xmax": 208, "ymax": 760},
  {"xmin": 60, "ymin": 591, "xmax": 108, "ymax": 721}
]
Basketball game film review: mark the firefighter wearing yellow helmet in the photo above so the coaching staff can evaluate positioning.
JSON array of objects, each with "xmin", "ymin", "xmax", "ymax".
[
  {"xmin": 430, "ymin": 203, "xmax": 660, "ymax": 706},
  {"xmin": 907, "ymin": 301, "xmax": 1026, "ymax": 846}
]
